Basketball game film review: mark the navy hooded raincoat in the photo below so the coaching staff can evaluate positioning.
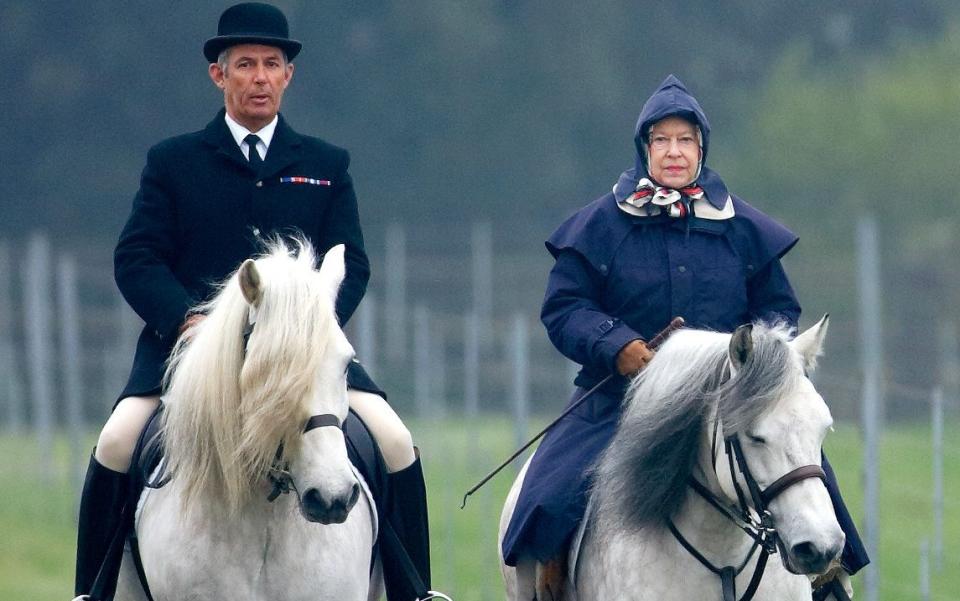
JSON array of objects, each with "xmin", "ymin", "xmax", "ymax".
[{"xmin": 501, "ymin": 75, "xmax": 869, "ymax": 575}]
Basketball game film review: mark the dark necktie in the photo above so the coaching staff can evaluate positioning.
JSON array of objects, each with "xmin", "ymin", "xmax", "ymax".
[{"xmin": 244, "ymin": 134, "xmax": 263, "ymax": 171}]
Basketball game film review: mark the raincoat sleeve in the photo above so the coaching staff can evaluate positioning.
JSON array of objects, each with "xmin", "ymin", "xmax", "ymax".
[
  {"xmin": 747, "ymin": 258, "xmax": 800, "ymax": 330},
  {"xmin": 541, "ymin": 249, "xmax": 642, "ymax": 374}
]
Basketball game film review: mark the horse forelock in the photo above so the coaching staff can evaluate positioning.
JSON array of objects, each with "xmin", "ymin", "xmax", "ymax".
[
  {"xmin": 161, "ymin": 238, "xmax": 339, "ymax": 515},
  {"xmin": 718, "ymin": 322, "xmax": 802, "ymax": 436},
  {"xmin": 594, "ymin": 322, "xmax": 802, "ymax": 532}
]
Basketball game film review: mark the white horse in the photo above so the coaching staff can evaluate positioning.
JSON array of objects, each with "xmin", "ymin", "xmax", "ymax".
[
  {"xmin": 115, "ymin": 240, "xmax": 382, "ymax": 601},
  {"xmin": 500, "ymin": 317, "xmax": 844, "ymax": 600}
]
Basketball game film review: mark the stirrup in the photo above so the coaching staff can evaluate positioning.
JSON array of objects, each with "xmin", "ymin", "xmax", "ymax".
[{"xmin": 419, "ymin": 592, "xmax": 454, "ymax": 601}]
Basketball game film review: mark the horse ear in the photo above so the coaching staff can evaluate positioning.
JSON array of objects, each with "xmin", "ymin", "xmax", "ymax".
[
  {"xmin": 729, "ymin": 323, "xmax": 754, "ymax": 369},
  {"xmin": 791, "ymin": 314, "xmax": 830, "ymax": 372},
  {"xmin": 318, "ymin": 244, "xmax": 346, "ymax": 302},
  {"xmin": 239, "ymin": 259, "xmax": 262, "ymax": 306}
]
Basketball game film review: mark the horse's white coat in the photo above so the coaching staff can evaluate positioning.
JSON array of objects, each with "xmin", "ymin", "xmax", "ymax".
[
  {"xmin": 115, "ymin": 242, "xmax": 381, "ymax": 601},
  {"xmin": 499, "ymin": 318, "xmax": 842, "ymax": 601}
]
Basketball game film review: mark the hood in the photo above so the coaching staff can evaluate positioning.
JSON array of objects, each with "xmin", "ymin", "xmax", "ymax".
[
  {"xmin": 633, "ymin": 74, "xmax": 712, "ymax": 169},
  {"xmin": 615, "ymin": 74, "xmax": 728, "ymax": 210}
]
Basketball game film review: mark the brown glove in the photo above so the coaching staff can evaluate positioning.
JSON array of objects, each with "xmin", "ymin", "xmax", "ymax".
[{"xmin": 615, "ymin": 339, "xmax": 655, "ymax": 377}]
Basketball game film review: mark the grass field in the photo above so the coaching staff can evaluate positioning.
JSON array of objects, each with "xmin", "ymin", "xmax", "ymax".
[{"xmin": 1, "ymin": 418, "xmax": 958, "ymax": 600}]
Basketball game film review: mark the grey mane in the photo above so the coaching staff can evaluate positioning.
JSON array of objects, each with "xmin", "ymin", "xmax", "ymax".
[{"xmin": 592, "ymin": 322, "xmax": 800, "ymax": 531}]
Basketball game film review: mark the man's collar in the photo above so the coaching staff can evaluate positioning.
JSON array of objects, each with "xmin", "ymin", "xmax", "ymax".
[{"xmin": 223, "ymin": 112, "xmax": 279, "ymax": 149}]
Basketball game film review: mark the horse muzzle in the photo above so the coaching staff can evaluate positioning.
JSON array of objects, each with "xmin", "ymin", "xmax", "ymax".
[
  {"xmin": 300, "ymin": 481, "xmax": 361, "ymax": 524},
  {"xmin": 781, "ymin": 534, "xmax": 844, "ymax": 575}
]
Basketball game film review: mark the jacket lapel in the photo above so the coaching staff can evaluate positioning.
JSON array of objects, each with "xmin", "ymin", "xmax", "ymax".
[
  {"xmin": 259, "ymin": 115, "xmax": 303, "ymax": 181},
  {"xmin": 202, "ymin": 109, "xmax": 251, "ymax": 172}
]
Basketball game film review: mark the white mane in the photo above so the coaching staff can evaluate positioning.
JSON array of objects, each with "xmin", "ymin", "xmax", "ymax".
[{"xmin": 161, "ymin": 240, "xmax": 338, "ymax": 515}]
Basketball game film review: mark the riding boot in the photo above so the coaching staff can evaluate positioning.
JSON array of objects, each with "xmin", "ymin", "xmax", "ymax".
[
  {"xmin": 75, "ymin": 452, "xmax": 129, "ymax": 600},
  {"xmin": 382, "ymin": 453, "xmax": 432, "ymax": 601}
]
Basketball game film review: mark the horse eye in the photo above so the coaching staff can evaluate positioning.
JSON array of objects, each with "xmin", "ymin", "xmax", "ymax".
[{"xmin": 747, "ymin": 433, "xmax": 766, "ymax": 445}]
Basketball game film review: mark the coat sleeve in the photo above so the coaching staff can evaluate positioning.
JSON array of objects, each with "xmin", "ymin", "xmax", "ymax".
[
  {"xmin": 747, "ymin": 258, "xmax": 800, "ymax": 330},
  {"xmin": 541, "ymin": 249, "xmax": 642, "ymax": 373},
  {"xmin": 317, "ymin": 149, "xmax": 370, "ymax": 325},
  {"xmin": 114, "ymin": 144, "xmax": 195, "ymax": 342}
]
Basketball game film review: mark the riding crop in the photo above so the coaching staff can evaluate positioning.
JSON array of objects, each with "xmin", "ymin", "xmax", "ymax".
[{"xmin": 460, "ymin": 316, "xmax": 685, "ymax": 509}]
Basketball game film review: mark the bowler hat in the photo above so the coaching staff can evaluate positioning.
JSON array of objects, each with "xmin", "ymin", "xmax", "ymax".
[{"xmin": 203, "ymin": 2, "xmax": 302, "ymax": 63}]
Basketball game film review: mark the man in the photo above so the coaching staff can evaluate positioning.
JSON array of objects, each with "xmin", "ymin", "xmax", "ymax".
[{"xmin": 74, "ymin": 4, "xmax": 437, "ymax": 600}]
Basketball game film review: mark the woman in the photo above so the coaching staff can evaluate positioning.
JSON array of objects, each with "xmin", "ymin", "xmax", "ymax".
[{"xmin": 500, "ymin": 75, "xmax": 868, "ymax": 598}]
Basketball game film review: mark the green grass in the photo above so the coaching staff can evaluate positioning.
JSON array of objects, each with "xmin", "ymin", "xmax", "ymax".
[{"xmin": 2, "ymin": 419, "xmax": 959, "ymax": 600}]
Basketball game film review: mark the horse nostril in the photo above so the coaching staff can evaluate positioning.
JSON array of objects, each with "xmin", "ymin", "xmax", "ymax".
[
  {"xmin": 348, "ymin": 482, "xmax": 360, "ymax": 507},
  {"xmin": 792, "ymin": 542, "xmax": 816, "ymax": 561},
  {"xmin": 303, "ymin": 488, "xmax": 324, "ymax": 510},
  {"xmin": 791, "ymin": 541, "xmax": 832, "ymax": 572}
]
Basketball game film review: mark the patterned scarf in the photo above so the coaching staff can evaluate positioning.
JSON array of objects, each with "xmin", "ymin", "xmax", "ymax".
[{"xmin": 621, "ymin": 177, "xmax": 705, "ymax": 218}]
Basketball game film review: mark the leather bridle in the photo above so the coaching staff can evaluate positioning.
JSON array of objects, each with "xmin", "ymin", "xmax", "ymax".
[
  {"xmin": 266, "ymin": 413, "xmax": 345, "ymax": 503},
  {"xmin": 668, "ymin": 401, "xmax": 827, "ymax": 601}
]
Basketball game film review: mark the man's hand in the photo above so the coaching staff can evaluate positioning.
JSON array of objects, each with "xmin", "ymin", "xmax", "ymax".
[
  {"xmin": 178, "ymin": 314, "xmax": 206, "ymax": 339},
  {"xmin": 616, "ymin": 339, "xmax": 654, "ymax": 377}
]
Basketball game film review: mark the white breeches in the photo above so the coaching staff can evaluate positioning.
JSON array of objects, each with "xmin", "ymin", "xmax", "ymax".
[{"xmin": 95, "ymin": 389, "xmax": 416, "ymax": 474}]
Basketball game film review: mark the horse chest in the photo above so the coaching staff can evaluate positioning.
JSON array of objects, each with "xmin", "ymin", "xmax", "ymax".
[
  {"xmin": 126, "ymin": 489, "xmax": 374, "ymax": 600},
  {"xmin": 575, "ymin": 527, "xmax": 810, "ymax": 600}
]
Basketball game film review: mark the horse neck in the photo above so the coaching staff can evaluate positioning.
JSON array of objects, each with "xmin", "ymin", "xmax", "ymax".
[{"xmin": 674, "ymin": 427, "xmax": 757, "ymax": 563}]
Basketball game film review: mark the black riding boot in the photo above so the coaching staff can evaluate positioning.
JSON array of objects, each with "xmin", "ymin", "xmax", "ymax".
[
  {"xmin": 382, "ymin": 454, "xmax": 432, "ymax": 601},
  {"xmin": 75, "ymin": 452, "xmax": 129, "ymax": 600}
]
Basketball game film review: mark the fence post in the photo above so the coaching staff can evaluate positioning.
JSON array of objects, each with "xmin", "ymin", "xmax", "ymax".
[
  {"xmin": 931, "ymin": 387, "xmax": 943, "ymax": 571},
  {"xmin": 464, "ymin": 310, "xmax": 480, "ymax": 458},
  {"xmin": 0, "ymin": 240, "xmax": 25, "ymax": 432},
  {"xmin": 920, "ymin": 539, "xmax": 931, "ymax": 601},
  {"xmin": 433, "ymin": 317, "xmax": 446, "ymax": 419},
  {"xmin": 413, "ymin": 305, "xmax": 431, "ymax": 418},
  {"xmin": 856, "ymin": 215, "xmax": 882, "ymax": 601},
  {"xmin": 385, "ymin": 224, "xmax": 407, "ymax": 366},
  {"xmin": 24, "ymin": 233, "xmax": 55, "ymax": 483},
  {"xmin": 58, "ymin": 255, "xmax": 86, "ymax": 486},
  {"xmin": 510, "ymin": 312, "xmax": 529, "ymax": 453}
]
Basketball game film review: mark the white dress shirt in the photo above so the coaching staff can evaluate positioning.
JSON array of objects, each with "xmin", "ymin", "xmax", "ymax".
[{"xmin": 224, "ymin": 112, "xmax": 278, "ymax": 161}]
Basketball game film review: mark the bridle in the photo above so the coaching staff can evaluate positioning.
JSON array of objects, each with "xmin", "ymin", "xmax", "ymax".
[
  {"xmin": 266, "ymin": 413, "xmax": 344, "ymax": 503},
  {"xmin": 667, "ymin": 383, "xmax": 827, "ymax": 601},
  {"xmin": 242, "ymin": 317, "xmax": 349, "ymax": 505}
]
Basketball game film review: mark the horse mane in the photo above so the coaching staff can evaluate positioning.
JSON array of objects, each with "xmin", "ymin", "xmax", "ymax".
[
  {"xmin": 161, "ymin": 238, "xmax": 336, "ymax": 516},
  {"xmin": 592, "ymin": 322, "xmax": 801, "ymax": 532}
]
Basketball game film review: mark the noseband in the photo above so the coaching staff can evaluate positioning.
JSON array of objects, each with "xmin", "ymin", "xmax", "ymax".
[
  {"xmin": 266, "ymin": 413, "xmax": 344, "ymax": 503},
  {"xmin": 668, "ymin": 397, "xmax": 827, "ymax": 601}
]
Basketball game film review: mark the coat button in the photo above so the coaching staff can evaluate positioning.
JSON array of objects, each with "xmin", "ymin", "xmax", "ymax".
[
  {"xmin": 599, "ymin": 264, "xmax": 608, "ymax": 275},
  {"xmin": 256, "ymin": 181, "xmax": 263, "ymax": 188},
  {"xmin": 678, "ymin": 265, "xmax": 686, "ymax": 273}
]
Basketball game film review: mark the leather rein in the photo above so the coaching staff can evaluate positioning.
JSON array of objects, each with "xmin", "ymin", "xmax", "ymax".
[{"xmin": 667, "ymin": 398, "xmax": 827, "ymax": 601}]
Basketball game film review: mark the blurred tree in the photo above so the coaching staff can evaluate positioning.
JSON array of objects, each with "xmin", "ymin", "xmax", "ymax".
[{"xmin": 730, "ymin": 27, "xmax": 960, "ymax": 415}]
